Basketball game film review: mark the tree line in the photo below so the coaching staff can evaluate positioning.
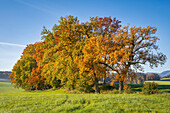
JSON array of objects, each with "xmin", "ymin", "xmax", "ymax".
[{"xmin": 9, "ymin": 15, "xmax": 166, "ymax": 93}]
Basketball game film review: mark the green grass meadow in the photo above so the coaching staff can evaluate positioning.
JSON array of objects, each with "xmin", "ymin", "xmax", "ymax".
[
  {"xmin": 0, "ymin": 82, "xmax": 170, "ymax": 113},
  {"xmin": 0, "ymin": 82, "xmax": 24, "ymax": 93}
]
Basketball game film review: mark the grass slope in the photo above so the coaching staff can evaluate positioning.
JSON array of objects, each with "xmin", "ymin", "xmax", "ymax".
[
  {"xmin": 0, "ymin": 82, "xmax": 170, "ymax": 113},
  {"xmin": 0, "ymin": 82, "xmax": 24, "ymax": 93}
]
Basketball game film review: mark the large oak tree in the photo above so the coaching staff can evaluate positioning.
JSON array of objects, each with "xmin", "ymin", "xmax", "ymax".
[{"xmin": 97, "ymin": 26, "xmax": 166, "ymax": 92}]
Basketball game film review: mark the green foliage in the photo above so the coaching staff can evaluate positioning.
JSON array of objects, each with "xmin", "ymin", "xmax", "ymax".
[
  {"xmin": 100, "ymin": 89, "xmax": 119, "ymax": 94},
  {"xmin": 75, "ymin": 76, "xmax": 94, "ymax": 93},
  {"xmin": 112, "ymin": 89, "xmax": 119, "ymax": 94},
  {"xmin": 99, "ymin": 84, "xmax": 116, "ymax": 90},
  {"xmin": 142, "ymin": 82, "xmax": 159, "ymax": 94},
  {"xmin": 9, "ymin": 48, "xmax": 37, "ymax": 90}
]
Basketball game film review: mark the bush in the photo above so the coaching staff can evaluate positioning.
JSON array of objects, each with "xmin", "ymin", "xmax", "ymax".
[
  {"xmin": 52, "ymin": 79, "xmax": 61, "ymax": 88},
  {"xmin": 142, "ymin": 82, "xmax": 159, "ymax": 94},
  {"xmin": 76, "ymin": 76, "xmax": 94, "ymax": 93},
  {"xmin": 112, "ymin": 89, "xmax": 119, "ymax": 94},
  {"xmin": 99, "ymin": 84, "xmax": 116, "ymax": 90},
  {"xmin": 100, "ymin": 89, "xmax": 119, "ymax": 94}
]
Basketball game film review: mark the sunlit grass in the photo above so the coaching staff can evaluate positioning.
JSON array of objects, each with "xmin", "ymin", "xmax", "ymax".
[
  {"xmin": 145, "ymin": 80, "xmax": 170, "ymax": 85},
  {"xmin": 0, "ymin": 82, "xmax": 24, "ymax": 93},
  {"xmin": 0, "ymin": 92, "xmax": 169, "ymax": 112},
  {"xmin": 0, "ymin": 82, "xmax": 170, "ymax": 112},
  {"xmin": 161, "ymin": 78, "xmax": 170, "ymax": 81}
]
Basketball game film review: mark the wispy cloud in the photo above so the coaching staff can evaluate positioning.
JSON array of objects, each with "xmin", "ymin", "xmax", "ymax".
[
  {"xmin": 15, "ymin": 0, "xmax": 56, "ymax": 16},
  {"xmin": 0, "ymin": 42, "xmax": 26, "ymax": 47}
]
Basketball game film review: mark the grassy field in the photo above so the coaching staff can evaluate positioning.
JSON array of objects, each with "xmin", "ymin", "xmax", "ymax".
[
  {"xmin": 161, "ymin": 78, "xmax": 170, "ymax": 81},
  {"xmin": 0, "ymin": 82, "xmax": 24, "ymax": 93},
  {"xmin": 0, "ymin": 82, "xmax": 170, "ymax": 113},
  {"xmin": 145, "ymin": 80, "xmax": 170, "ymax": 85},
  {"xmin": 145, "ymin": 78, "xmax": 170, "ymax": 86}
]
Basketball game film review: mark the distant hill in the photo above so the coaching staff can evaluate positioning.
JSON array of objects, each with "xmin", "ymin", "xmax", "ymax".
[
  {"xmin": 146, "ymin": 70, "xmax": 170, "ymax": 77},
  {"xmin": 1, "ymin": 70, "xmax": 170, "ymax": 83},
  {"xmin": 0, "ymin": 71, "xmax": 11, "ymax": 82},
  {"xmin": 159, "ymin": 70, "xmax": 170, "ymax": 77}
]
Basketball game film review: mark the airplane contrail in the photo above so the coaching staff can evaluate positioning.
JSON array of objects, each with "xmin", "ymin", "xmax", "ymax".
[
  {"xmin": 14, "ymin": 0, "xmax": 56, "ymax": 16},
  {"xmin": 0, "ymin": 42, "xmax": 26, "ymax": 47}
]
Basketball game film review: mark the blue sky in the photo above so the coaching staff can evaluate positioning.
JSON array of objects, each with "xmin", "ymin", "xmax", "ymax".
[{"xmin": 0, "ymin": 0, "xmax": 170, "ymax": 73}]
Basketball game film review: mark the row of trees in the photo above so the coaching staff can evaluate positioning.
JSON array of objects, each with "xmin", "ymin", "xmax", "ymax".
[
  {"xmin": 9, "ymin": 16, "xmax": 166, "ymax": 93},
  {"xmin": 146, "ymin": 73, "xmax": 161, "ymax": 80},
  {"xmin": 131, "ymin": 73, "xmax": 162, "ymax": 84},
  {"xmin": 163, "ymin": 75, "xmax": 170, "ymax": 78}
]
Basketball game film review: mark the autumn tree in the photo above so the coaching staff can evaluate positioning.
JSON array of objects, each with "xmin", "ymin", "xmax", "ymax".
[
  {"xmin": 146, "ymin": 73, "xmax": 161, "ymax": 80},
  {"xmin": 45, "ymin": 16, "xmax": 121, "ymax": 91},
  {"xmin": 163, "ymin": 75, "xmax": 170, "ymax": 78},
  {"xmin": 76, "ymin": 37, "xmax": 108, "ymax": 93},
  {"xmin": 76, "ymin": 17, "xmax": 121, "ymax": 93},
  {"xmin": 98, "ymin": 26, "xmax": 166, "ymax": 93},
  {"xmin": 9, "ymin": 44, "xmax": 38, "ymax": 89},
  {"xmin": 39, "ymin": 16, "xmax": 85, "ymax": 90},
  {"xmin": 10, "ymin": 15, "xmax": 166, "ymax": 94},
  {"xmin": 39, "ymin": 29, "xmax": 61, "ymax": 88},
  {"xmin": 27, "ymin": 42, "xmax": 52, "ymax": 90},
  {"xmin": 9, "ymin": 42, "xmax": 52, "ymax": 90},
  {"xmin": 97, "ymin": 17, "xmax": 121, "ymax": 84}
]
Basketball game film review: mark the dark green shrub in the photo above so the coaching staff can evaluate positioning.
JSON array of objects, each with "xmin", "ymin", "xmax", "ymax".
[
  {"xmin": 100, "ymin": 89, "xmax": 119, "ymax": 94},
  {"xmin": 112, "ymin": 89, "xmax": 119, "ymax": 94},
  {"xmin": 52, "ymin": 79, "xmax": 61, "ymax": 88},
  {"xmin": 99, "ymin": 84, "xmax": 116, "ymax": 90},
  {"xmin": 76, "ymin": 76, "xmax": 94, "ymax": 93},
  {"xmin": 142, "ymin": 82, "xmax": 159, "ymax": 94}
]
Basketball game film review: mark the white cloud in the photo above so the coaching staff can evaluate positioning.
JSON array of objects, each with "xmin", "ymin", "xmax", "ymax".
[
  {"xmin": 0, "ymin": 42, "xmax": 26, "ymax": 47},
  {"xmin": 15, "ymin": 0, "xmax": 56, "ymax": 16}
]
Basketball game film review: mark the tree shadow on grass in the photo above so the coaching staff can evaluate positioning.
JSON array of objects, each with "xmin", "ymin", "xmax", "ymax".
[
  {"xmin": 129, "ymin": 84, "xmax": 143, "ymax": 92},
  {"xmin": 157, "ymin": 85, "xmax": 170, "ymax": 93},
  {"xmin": 129, "ymin": 84, "xmax": 170, "ymax": 93},
  {"xmin": 99, "ymin": 83, "xmax": 170, "ymax": 93}
]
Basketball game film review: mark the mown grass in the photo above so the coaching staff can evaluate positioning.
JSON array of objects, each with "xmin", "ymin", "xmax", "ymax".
[{"xmin": 0, "ymin": 82, "xmax": 170, "ymax": 113}]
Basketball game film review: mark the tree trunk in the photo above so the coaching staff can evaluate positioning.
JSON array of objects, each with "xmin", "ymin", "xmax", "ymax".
[
  {"xmin": 72, "ymin": 85, "xmax": 75, "ymax": 90},
  {"xmin": 103, "ymin": 77, "xmax": 106, "ymax": 85},
  {"xmin": 119, "ymin": 81, "xmax": 124, "ymax": 93},
  {"xmin": 94, "ymin": 77, "xmax": 100, "ymax": 93}
]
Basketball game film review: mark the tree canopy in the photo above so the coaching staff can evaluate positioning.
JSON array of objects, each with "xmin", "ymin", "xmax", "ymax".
[{"xmin": 9, "ymin": 15, "xmax": 166, "ymax": 93}]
